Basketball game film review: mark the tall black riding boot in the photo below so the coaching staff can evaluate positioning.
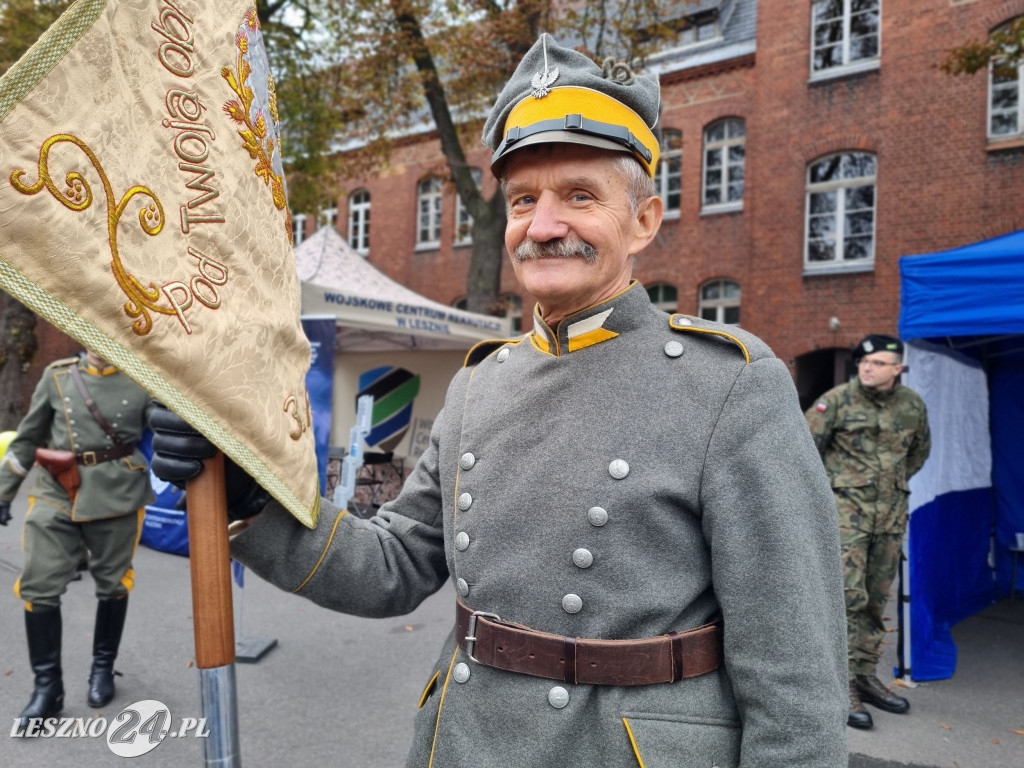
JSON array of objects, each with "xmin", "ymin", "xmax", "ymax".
[
  {"xmin": 18, "ymin": 606, "xmax": 64, "ymax": 730},
  {"xmin": 87, "ymin": 596, "xmax": 129, "ymax": 708}
]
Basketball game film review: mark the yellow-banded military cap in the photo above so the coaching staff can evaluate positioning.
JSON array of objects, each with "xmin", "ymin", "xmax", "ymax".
[{"xmin": 482, "ymin": 34, "xmax": 661, "ymax": 177}]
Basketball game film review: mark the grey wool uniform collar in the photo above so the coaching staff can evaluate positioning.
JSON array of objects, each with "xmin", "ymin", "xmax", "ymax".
[{"xmin": 529, "ymin": 280, "xmax": 650, "ymax": 356}]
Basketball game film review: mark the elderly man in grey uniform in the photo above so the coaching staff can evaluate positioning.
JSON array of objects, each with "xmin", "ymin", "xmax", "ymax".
[{"xmin": 149, "ymin": 35, "xmax": 848, "ymax": 767}]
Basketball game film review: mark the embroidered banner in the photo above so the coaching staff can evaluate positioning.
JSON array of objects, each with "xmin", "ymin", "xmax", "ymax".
[{"xmin": 0, "ymin": 0, "xmax": 319, "ymax": 526}]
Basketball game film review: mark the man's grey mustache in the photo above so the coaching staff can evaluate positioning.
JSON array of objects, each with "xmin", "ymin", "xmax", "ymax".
[{"xmin": 513, "ymin": 237, "xmax": 599, "ymax": 263}]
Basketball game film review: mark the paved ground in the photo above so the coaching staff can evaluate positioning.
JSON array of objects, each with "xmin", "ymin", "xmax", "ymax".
[{"xmin": 0, "ymin": 476, "xmax": 1021, "ymax": 767}]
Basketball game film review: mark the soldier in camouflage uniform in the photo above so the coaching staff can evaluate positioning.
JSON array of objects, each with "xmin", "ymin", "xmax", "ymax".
[
  {"xmin": 0, "ymin": 351, "xmax": 154, "ymax": 729},
  {"xmin": 806, "ymin": 334, "xmax": 931, "ymax": 730}
]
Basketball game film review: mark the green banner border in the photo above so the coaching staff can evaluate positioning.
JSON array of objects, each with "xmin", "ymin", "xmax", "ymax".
[{"xmin": 0, "ymin": 0, "xmax": 109, "ymax": 122}]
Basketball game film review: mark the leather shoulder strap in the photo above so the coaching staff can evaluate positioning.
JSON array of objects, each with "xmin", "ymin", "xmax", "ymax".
[{"xmin": 68, "ymin": 364, "xmax": 123, "ymax": 445}]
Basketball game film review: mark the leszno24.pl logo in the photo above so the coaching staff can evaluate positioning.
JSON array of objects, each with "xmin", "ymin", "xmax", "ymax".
[{"xmin": 11, "ymin": 699, "xmax": 209, "ymax": 757}]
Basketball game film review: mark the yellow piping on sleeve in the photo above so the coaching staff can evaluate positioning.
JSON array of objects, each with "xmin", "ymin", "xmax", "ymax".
[
  {"xmin": 622, "ymin": 717, "xmax": 646, "ymax": 768},
  {"xmin": 291, "ymin": 508, "xmax": 349, "ymax": 593}
]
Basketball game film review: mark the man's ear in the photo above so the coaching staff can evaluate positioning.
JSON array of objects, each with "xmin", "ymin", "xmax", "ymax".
[{"xmin": 629, "ymin": 195, "xmax": 663, "ymax": 255}]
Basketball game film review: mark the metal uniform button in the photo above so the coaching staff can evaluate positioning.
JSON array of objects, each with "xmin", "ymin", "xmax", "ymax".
[
  {"xmin": 664, "ymin": 340, "xmax": 684, "ymax": 358},
  {"xmin": 548, "ymin": 686, "xmax": 570, "ymax": 709},
  {"xmin": 459, "ymin": 452, "xmax": 476, "ymax": 470},
  {"xmin": 455, "ymin": 532, "xmax": 470, "ymax": 551},
  {"xmin": 609, "ymin": 459, "xmax": 630, "ymax": 480},
  {"xmin": 456, "ymin": 578, "xmax": 469, "ymax": 597},
  {"xmin": 674, "ymin": 315, "xmax": 693, "ymax": 326},
  {"xmin": 588, "ymin": 506, "xmax": 608, "ymax": 527},
  {"xmin": 562, "ymin": 593, "xmax": 583, "ymax": 614},
  {"xmin": 453, "ymin": 663, "xmax": 471, "ymax": 683},
  {"xmin": 458, "ymin": 492, "xmax": 473, "ymax": 511},
  {"xmin": 572, "ymin": 548, "xmax": 593, "ymax": 569},
  {"xmin": 496, "ymin": 348, "xmax": 510, "ymax": 363}
]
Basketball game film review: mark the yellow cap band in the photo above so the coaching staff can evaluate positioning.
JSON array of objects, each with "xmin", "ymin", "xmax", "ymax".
[{"xmin": 504, "ymin": 86, "xmax": 659, "ymax": 176}]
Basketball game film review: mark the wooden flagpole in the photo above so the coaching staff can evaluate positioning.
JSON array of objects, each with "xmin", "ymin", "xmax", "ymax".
[{"xmin": 186, "ymin": 452, "xmax": 241, "ymax": 766}]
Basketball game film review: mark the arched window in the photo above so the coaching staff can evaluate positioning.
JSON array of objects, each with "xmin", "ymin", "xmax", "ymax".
[
  {"xmin": 698, "ymin": 279, "xmax": 740, "ymax": 325},
  {"xmin": 646, "ymin": 282, "xmax": 678, "ymax": 312},
  {"xmin": 455, "ymin": 168, "xmax": 483, "ymax": 246},
  {"xmin": 805, "ymin": 152, "xmax": 876, "ymax": 271},
  {"xmin": 989, "ymin": 20, "xmax": 1023, "ymax": 139},
  {"xmin": 416, "ymin": 177, "xmax": 443, "ymax": 248},
  {"xmin": 654, "ymin": 129, "xmax": 682, "ymax": 214},
  {"xmin": 702, "ymin": 118, "xmax": 745, "ymax": 211},
  {"xmin": 348, "ymin": 190, "xmax": 370, "ymax": 255}
]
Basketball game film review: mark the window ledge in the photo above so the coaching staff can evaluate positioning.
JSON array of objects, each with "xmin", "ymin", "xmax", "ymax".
[
  {"xmin": 661, "ymin": 209, "xmax": 682, "ymax": 221},
  {"xmin": 808, "ymin": 58, "xmax": 880, "ymax": 85},
  {"xmin": 986, "ymin": 135, "xmax": 1024, "ymax": 152},
  {"xmin": 700, "ymin": 202, "xmax": 744, "ymax": 216},
  {"xmin": 414, "ymin": 242, "xmax": 440, "ymax": 253},
  {"xmin": 803, "ymin": 261, "xmax": 875, "ymax": 277},
  {"xmin": 453, "ymin": 240, "xmax": 473, "ymax": 249}
]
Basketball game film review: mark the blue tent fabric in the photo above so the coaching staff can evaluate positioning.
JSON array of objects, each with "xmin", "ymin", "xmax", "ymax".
[
  {"xmin": 900, "ymin": 229, "xmax": 1024, "ymax": 340},
  {"xmin": 899, "ymin": 229, "xmax": 1024, "ymax": 680}
]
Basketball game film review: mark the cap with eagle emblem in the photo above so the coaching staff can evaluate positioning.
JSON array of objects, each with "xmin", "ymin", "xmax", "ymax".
[{"xmin": 482, "ymin": 34, "xmax": 661, "ymax": 177}]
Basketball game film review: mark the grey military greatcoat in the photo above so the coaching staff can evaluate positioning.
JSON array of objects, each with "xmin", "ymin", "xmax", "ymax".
[{"xmin": 234, "ymin": 283, "xmax": 848, "ymax": 767}]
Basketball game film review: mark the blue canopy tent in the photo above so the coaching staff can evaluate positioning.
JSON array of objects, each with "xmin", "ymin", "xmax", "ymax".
[{"xmin": 898, "ymin": 228, "xmax": 1024, "ymax": 680}]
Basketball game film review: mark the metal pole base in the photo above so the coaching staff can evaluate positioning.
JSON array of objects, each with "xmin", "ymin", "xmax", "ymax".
[{"xmin": 198, "ymin": 663, "xmax": 241, "ymax": 767}]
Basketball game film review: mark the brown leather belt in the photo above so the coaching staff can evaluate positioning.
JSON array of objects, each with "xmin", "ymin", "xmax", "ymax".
[
  {"xmin": 455, "ymin": 598, "xmax": 723, "ymax": 686},
  {"xmin": 76, "ymin": 442, "xmax": 136, "ymax": 466}
]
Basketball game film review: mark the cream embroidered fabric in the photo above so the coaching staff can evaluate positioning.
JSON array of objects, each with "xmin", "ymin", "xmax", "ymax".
[{"xmin": 0, "ymin": 0, "xmax": 319, "ymax": 526}]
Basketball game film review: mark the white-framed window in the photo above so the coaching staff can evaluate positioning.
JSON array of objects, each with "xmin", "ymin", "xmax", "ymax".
[
  {"xmin": 654, "ymin": 130, "xmax": 682, "ymax": 214},
  {"xmin": 416, "ymin": 177, "xmax": 442, "ymax": 248},
  {"xmin": 698, "ymin": 279, "xmax": 740, "ymax": 325},
  {"xmin": 319, "ymin": 206, "xmax": 337, "ymax": 230},
  {"xmin": 348, "ymin": 190, "xmax": 370, "ymax": 255},
  {"xmin": 702, "ymin": 118, "xmax": 745, "ymax": 212},
  {"xmin": 989, "ymin": 24, "xmax": 1023, "ymax": 139},
  {"xmin": 810, "ymin": 0, "xmax": 881, "ymax": 79},
  {"xmin": 804, "ymin": 152, "xmax": 876, "ymax": 272},
  {"xmin": 646, "ymin": 282, "xmax": 678, "ymax": 312},
  {"xmin": 292, "ymin": 212, "xmax": 308, "ymax": 247},
  {"xmin": 455, "ymin": 168, "xmax": 483, "ymax": 246}
]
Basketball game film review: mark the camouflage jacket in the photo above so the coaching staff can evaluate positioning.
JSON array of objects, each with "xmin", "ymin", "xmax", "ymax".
[{"xmin": 805, "ymin": 379, "xmax": 930, "ymax": 528}]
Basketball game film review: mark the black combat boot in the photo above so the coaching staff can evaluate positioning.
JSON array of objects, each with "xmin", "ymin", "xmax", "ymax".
[
  {"xmin": 847, "ymin": 679, "xmax": 873, "ymax": 729},
  {"xmin": 18, "ymin": 606, "xmax": 64, "ymax": 730},
  {"xmin": 856, "ymin": 674, "xmax": 910, "ymax": 714},
  {"xmin": 87, "ymin": 596, "xmax": 129, "ymax": 708}
]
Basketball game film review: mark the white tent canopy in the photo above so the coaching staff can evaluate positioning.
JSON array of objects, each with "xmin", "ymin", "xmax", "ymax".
[{"xmin": 296, "ymin": 227, "xmax": 511, "ymax": 351}]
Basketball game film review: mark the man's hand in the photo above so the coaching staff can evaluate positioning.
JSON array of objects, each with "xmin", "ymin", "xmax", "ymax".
[
  {"xmin": 149, "ymin": 402, "xmax": 269, "ymax": 520},
  {"xmin": 0, "ymin": 500, "xmax": 11, "ymax": 526}
]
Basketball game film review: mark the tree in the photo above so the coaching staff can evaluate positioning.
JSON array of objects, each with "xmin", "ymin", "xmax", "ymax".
[
  {"xmin": 941, "ymin": 16, "xmax": 1024, "ymax": 77},
  {"xmin": 270, "ymin": 0, "xmax": 679, "ymax": 315},
  {"xmin": 0, "ymin": 0, "xmax": 73, "ymax": 427}
]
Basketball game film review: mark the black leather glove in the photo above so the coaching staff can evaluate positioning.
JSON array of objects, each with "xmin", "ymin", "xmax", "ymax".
[
  {"xmin": 149, "ymin": 402, "xmax": 269, "ymax": 521},
  {"xmin": 0, "ymin": 500, "xmax": 11, "ymax": 526}
]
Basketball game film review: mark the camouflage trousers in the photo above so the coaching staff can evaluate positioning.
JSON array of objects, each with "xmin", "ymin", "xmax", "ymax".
[{"xmin": 839, "ymin": 526, "xmax": 903, "ymax": 678}]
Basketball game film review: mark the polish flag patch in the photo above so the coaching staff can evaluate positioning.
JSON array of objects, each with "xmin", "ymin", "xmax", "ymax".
[{"xmin": 815, "ymin": 402, "xmax": 828, "ymax": 412}]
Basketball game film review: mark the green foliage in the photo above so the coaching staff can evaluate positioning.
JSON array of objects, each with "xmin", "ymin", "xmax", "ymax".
[{"xmin": 941, "ymin": 17, "xmax": 1024, "ymax": 79}]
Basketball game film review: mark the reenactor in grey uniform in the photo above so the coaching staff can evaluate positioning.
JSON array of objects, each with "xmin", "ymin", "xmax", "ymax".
[
  {"xmin": 805, "ymin": 334, "xmax": 931, "ymax": 730},
  {"xmin": 150, "ymin": 36, "xmax": 848, "ymax": 766},
  {"xmin": 0, "ymin": 350, "xmax": 154, "ymax": 728}
]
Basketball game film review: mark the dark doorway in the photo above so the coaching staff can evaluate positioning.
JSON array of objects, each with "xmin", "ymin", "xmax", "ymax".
[{"xmin": 795, "ymin": 347, "xmax": 854, "ymax": 411}]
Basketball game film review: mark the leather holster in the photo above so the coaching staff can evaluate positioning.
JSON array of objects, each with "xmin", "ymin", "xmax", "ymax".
[{"xmin": 35, "ymin": 448, "xmax": 81, "ymax": 502}]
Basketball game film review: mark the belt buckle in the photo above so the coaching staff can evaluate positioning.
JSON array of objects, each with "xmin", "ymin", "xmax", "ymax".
[
  {"xmin": 464, "ymin": 610, "xmax": 500, "ymax": 663},
  {"xmin": 81, "ymin": 451, "xmax": 97, "ymax": 466}
]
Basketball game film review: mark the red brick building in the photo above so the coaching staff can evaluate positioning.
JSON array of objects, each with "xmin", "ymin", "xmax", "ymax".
[
  {"xmin": 290, "ymin": 0, "xmax": 1024, "ymax": 409},
  {"xmin": 24, "ymin": 0, "xmax": 1024, "ymax": 410}
]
